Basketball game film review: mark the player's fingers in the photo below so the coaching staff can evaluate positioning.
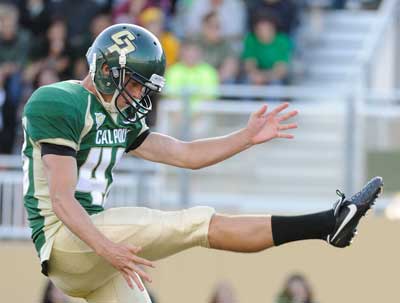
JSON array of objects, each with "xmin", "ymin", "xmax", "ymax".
[
  {"xmin": 271, "ymin": 102, "xmax": 289, "ymax": 116},
  {"xmin": 124, "ymin": 268, "xmax": 144, "ymax": 291},
  {"xmin": 278, "ymin": 133, "xmax": 295, "ymax": 139},
  {"xmin": 130, "ymin": 264, "xmax": 152, "ymax": 283},
  {"xmin": 278, "ymin": 123, "xmax": 298, "ymax": 131},
  {"xmin": 131, "ymin": 255, "xmax": 155, "ymax": 268},
  {"xmin": 128, "ymin": 245, "xmax": 142, "ymax": 254},
  {"xmin": 122, "ymin": 271, "xmax": 134, "ymax": 289},
  {"xmin": 277, "ymin": 110, "xmax": 298, "ymax": 122},
  {"xmin": 126, "ymin": 262, "xmax": 152, "ymax": 283},
  {"xmin": 254, "ymin": 104, "xmax": 268, "ymax": 117},
  {"xmin": 131, "ymin": 272, "xmax": 145, "ymax": 291}
]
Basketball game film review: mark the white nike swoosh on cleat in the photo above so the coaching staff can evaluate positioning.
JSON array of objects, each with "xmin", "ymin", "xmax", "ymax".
[{"xmin": 331, "ymin": 204, "xmax": 357, "ymax": 242}]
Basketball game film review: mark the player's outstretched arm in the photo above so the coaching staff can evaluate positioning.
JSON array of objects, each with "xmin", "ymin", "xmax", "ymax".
[
  {"xmin": 131, "ymin": 102, "xmax": 298, "ymax": 169},
  {"xmin": 42, "ymin": 154, "xmax": 154, "ymax": 290}
]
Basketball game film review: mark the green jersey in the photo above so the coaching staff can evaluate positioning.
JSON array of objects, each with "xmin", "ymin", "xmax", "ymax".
[
  {"xmin": 22, "ymin": 81, "xmax": 149, "ymax": 271},
  {"xmin": 242, "ymin": 33, "xmax": 292, "ymax": 70}
]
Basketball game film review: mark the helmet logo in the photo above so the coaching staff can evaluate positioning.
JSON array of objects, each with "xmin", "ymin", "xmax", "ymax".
[{"xmin": 108, "ymin": 30, "xmax": 136, "ymax": 55}]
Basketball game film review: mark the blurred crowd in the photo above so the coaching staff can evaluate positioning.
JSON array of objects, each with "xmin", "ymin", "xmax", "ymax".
[
  {"xmin": 0, "ymin": 0, "xmax": 379, "ymax": 154},
  {"xmin": 41, "ymin": 272, "xmax": 316, "ymax": 303}
]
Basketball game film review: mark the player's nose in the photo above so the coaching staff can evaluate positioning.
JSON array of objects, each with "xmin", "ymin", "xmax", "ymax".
[{"xmin": 128, "ymin": 81, "xmax": 143, "ymax": 99}]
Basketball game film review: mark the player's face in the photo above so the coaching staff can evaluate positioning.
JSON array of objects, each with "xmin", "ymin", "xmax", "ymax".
[{"xmin": 115, "ymin": 79, "xmax": 144, "ymax": 109}]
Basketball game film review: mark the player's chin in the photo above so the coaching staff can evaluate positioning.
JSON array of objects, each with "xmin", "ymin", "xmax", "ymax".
[{"xmin": 116, "ymin": 98, "xmax": 130, "ymax": 109}]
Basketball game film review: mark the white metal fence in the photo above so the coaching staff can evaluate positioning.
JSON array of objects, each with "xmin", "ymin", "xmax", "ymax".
[
  {"xmin": 158, "ymin": 86, "xmax": 353, "ymax": 213},
  {"xmin": 0, "ymin": 155, "xmax": 162, "ymax": 239},
  {"xmin": 0, "ymin": 85, "xmax": 398, "ymax": 238}
]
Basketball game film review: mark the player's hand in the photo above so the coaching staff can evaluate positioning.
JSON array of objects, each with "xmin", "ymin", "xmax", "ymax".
[
  {"xmin": 100, "ymin": 242, "xmax": 155, "ymax": 291},
  {"xmin": 245, "ymin": 102, "xmax": 298, "ymax": 145}
]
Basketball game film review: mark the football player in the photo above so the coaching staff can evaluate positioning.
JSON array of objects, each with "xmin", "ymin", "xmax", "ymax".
[{"xmin": 22, "ymin": 24, "xmax": 383, "ymax": 303}]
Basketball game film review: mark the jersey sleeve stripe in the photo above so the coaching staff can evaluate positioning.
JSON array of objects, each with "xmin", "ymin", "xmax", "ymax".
[
  {"xmin": 125, "ymin": 129, "xmax": 150, "ymax": 152},
  {"xmin": 38, "ymin": 138, "xmax": 78, "ymax": 151}
]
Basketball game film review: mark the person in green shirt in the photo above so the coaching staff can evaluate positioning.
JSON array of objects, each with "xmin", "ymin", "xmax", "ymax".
[
  {"xmin": 242, "ymin": 13, "xmax": 292, "ymax": 85},
  {"xmin": 165, "ymin": 39, "xmax": 219, "ymax": 106}
]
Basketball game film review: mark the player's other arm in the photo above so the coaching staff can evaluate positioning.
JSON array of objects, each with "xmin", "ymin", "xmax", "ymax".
[
  {"xmin": 42, "ymin": 153, "xmax": 153, "ymax": 290},
  {"xmin": 131, "ymin": 103, "xmax": 298, "ymax": 169}
]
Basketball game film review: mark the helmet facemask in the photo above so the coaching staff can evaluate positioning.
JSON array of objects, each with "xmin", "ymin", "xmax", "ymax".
[
  {"xmin": 97, "ymin": 49, "xmax": 165, "ymax": 124},
  {"xmin": 110, "ymin": 67, "xmax": 152, "ymax": 123}
]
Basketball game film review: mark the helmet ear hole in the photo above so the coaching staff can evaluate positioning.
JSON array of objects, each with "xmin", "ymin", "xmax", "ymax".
[
  {"xmin": 101, "ymin": 64, "xmax": 110, "ymax": 77},
  {"xmin": 95, "ymin": 61, "xmax": 117, "ymax": 94}
]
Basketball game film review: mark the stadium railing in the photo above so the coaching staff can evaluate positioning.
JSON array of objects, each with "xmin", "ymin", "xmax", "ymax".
[
  {"xmin": 0, "ymin": 155, "xmax": 161, "ymax": 239},
  {"xmin": 158, "ymin": 85, "xmax": 355, "ymax": 213},
  {"xmin": 1, "ymin": 84, "xmax": 398, "ymax": 239}
]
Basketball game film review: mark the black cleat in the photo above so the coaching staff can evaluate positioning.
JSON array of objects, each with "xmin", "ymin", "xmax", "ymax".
[{"xmin": 327, "ymin": 176, "xmax": 383, "ymax": 248}]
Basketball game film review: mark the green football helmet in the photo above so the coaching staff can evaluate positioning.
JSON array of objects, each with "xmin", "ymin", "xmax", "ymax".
[{"xmin": 86, "ymin": 23, "xmax": 166, "ymax": 123}]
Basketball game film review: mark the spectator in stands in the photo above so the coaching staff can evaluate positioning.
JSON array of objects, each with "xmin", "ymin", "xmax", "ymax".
[
  {"xmin": 112, "ymin": 0, "xmax": 148, "ymax": 23},
  {"xmin": 0, "ymin": 3, "xmax": 30, "ymax": 154},
  {"xmin": 72, "ymin": 58, "xmax": 89, "ymax": 81},
  {"xmin": 92, "ymin": 0, "xmax": 113, "ymax": 13},
  {"xmin": 112, "ymin": 0, "xmax": 171, "ymax": 24},
  {"xmin": 193, "ymin": 11, "xmax": 239, "ymax": 84},
  {"xmin": 139, "ymin": 6, "xmax": 180, "ymax": 67},
  {"xmin": 175, "ymin": 0, "xmax": 246, "ymax": 46},
  {"xmin": 139, "ymin": 6, "xmax": 180, "ymax": 126},
  {"xmin": 48, "ymin": 0, "xmax": 102, "ymax": 44},
  {"xmin": 29, "ymin": 19, "xmax": 72, "ymax": 80},
  {"xmin": 275, "ymin": 273, "xmax": 316, "ymax": 303},
  {"xmin": 91, "ymin": 13, "xmax": 114, "ymax": 39},
  {"xmin": 242, "ymin": 13, "xmax": 292, "ymax": 85},
  {"xmin": 18, "ymin": 0, "xmax": 52, "ymax": 38},
  {"xmin": 209, "ymin": 281, "xmax": 238, "ymax": 303},
  {"xmin": 247, "ymin": 0, "xmax": 300, "ymax": 36},
  {"xmin": 165, "ymin": 39, "xmax": 219, "ymax": 106},
  {"xmin": 69, "ymin": 13, "xmax": 112, "ymax": 81},
  {"xmin": 70, "ymin": 13, "xmax": 112, "ymax": 61},
  {"xmin": 33, "ymin": 66, "xmax": 60, "ymax": 90},
  {"xmin": 41, "ymin": 280, "xmax": 71, "ymax": 303}
]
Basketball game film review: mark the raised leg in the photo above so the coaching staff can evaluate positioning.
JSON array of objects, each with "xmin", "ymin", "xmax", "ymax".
[{"xmin": 208, "ymin": 214, "xmax": 274, "ymax": 252}]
